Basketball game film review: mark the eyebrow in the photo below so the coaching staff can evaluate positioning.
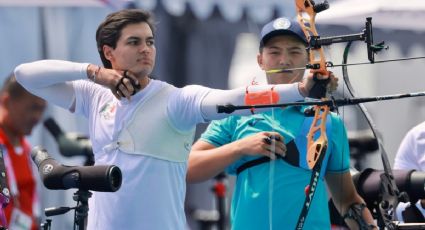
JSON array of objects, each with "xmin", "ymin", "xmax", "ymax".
[
  {"xmin": 266, "ymin": 45, "xmax": 304, "ymax": 51},
  {"xmin": 127, "ymin": 36, "xmax": 140, "ymax": 41},
  {"xmin": 126, "ymin": 35, "xmax": 154, "ymax": 41},
  {"xmin": 288, "ymin": 46, "xmax": 304, "ymax": 51}
]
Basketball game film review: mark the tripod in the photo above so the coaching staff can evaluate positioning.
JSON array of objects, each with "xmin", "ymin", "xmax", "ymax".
[
  {"xmin": 193, "ymin": 172, "xmax": 228, "ymax": 230},
  {"xmin": 214, "ymin": 172, "xmax": 227, "ymax": 230},
  {"xmin": 73, "ymin": 190, "xmax": 91, "ymax": 230},
  {"xmin": 41, "ymin": 189, "xmax": 92, "ymax": 230}
]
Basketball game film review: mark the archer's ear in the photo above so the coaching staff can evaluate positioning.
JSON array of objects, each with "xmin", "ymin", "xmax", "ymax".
[
  {"xmin": 257, "ymin": 53, "xmax": 264, "ymax": 69},
  {"xmin": 103, "ymin": 45, "xmax": 114, "ymax": 62}
]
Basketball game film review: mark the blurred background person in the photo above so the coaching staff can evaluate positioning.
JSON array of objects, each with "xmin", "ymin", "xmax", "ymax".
[
  {"xmin": 394, "ymin": 121, "xmax": 425, "ymax": 223},
  {"xmin": 0, "ymin": 74, "xmax": 46, "ymax": 230}
]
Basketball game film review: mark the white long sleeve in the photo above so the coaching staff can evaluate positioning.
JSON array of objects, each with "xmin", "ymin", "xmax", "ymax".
[
  {"xmin": 14, "ymin": 60, "xmax": 90, "ymax": 110},
  {"xmin": 15, "ymin": 60, "xmax": 305, "ymax": 121}
]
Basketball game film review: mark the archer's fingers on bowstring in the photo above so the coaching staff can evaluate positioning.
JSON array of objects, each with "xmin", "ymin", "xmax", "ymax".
[
  {"xmin": 259, "ymin": 143, "xmax": 277, "ymax": 160},
  {"xmin": 112, "ymin": 79, "xmax": 124, "ymax": 100},
  {"xmin": 113, "ymin": 71, "xmax": 140, "ymax": 99},
  {"xmin": 115, "ymin": 76, "xmax": 135, "ymax": 100},
  {"xmin": 122, "ymin": 70, "xmax": 141, "ymax": 95},
  {"xmin": 105, "ymin": 70, "xmax": 125, "ymax": 100},
  {"xmin": 262, "ymin": 145, "xmax": 286, "ymax": 160},
  {"xmin": 266, "ymin": 141, "xmax": 287, "ymax": 158},
  {"xmin": 262, "ymin": 133, "xmax": 286, "ymax": 158},
  {"xmin": 115, "ymin": 78, "xmax": 133, "ymax": 100}
]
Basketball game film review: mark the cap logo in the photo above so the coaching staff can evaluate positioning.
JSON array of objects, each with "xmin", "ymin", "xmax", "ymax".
[{"xmin": 273, "ymin": 18, "xmax": 291, "ymax": 30}]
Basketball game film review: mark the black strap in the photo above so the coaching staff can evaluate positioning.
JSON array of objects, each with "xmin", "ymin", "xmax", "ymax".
[
  {"xmin": 0, "ymin": 147, "xmax": 10, "ymax": 202},
  {"xmin": 0, "ymin": 147, "xmax": 10, "ymax": 228},
  {"xmin": 308, "ymin": 74, "xmax": 330, "ymax": 99},
  {"xmin": 236, "ymin": 156, "xmax": 271, "ymax": 175},
  {"xmin": 236, "ymin": 140, "xmax": 299, "ymax": 175}
]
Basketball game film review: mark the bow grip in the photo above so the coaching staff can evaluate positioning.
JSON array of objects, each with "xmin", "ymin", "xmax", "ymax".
[{"xmin": 308, "ymin": 74, "xmax": 330, "ymax": 99}]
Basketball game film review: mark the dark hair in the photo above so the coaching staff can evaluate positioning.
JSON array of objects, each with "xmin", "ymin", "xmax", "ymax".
[
  {"xmin": 1, "ymin": 73, "xmax": 31, "ymax": 99},
  {"xmin": 96, "ymin": 9, "xmax": 156, "ymax": 68}
]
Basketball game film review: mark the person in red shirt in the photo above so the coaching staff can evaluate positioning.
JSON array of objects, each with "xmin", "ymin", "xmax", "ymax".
[{"xmin": 0, "ymin": 74, "xmax": 46, "ymax": 230}]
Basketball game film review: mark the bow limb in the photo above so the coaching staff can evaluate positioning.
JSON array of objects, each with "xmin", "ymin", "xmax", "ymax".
[{"xmin": 342, "ymin": 41, "xmax": 399, "ymax": 229}]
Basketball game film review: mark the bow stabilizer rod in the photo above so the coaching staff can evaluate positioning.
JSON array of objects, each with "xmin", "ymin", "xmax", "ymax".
[{"xmin": 217, "ymin": 91, "xmax": 425, "ymax": 114}]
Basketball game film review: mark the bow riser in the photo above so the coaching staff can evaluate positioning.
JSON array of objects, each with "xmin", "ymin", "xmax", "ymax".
[
  {"xmin": 295, "ymin": 0, "xmax": 330, "ymax": 170},
  {"xmin": 306, "ymin": 106, "xmax": 329, "ymax": 169}
]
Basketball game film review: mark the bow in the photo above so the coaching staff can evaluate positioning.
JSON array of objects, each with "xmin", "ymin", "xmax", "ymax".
[
  {"xmin": 295, "ymin": 1, "xmax": 409, "ymax": 228},
  {"xmin": 292, "ymin": 1, "xmax": 332, "ymax": 229}
]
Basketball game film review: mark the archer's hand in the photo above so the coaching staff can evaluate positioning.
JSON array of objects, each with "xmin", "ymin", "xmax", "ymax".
[
  {"xmin": 233, "ymin": 132, "xmax": 286, "ymax": 160},
  {"xmin": 299, "ymin": 71, "xmax": 338, "ymax": 98},
  {"xmin": 326, "ymin": 71, "xmax": 338, "ymax": 93},
  {"xmin": 87, "ymin": 64, "xmax": 140, "ymax": 100}
]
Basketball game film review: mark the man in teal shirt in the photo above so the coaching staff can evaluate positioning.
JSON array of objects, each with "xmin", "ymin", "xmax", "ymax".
[{"xmin": 187, "ymin": 17, "xmax": 376, "ymax": 230}]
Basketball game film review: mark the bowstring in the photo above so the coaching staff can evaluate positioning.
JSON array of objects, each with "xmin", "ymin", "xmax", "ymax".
[
  {"xmin": 266, "ymin": 68, "xmax": 302, "ymax": 229},
  {"xmin": 267, "ymin": 79, "xmax": 278, "ymax": 230}
]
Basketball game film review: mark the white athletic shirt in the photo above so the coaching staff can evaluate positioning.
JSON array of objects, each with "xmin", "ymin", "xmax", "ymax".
[
  {"xmin": 14, "ymin": 60, "xmax": 304, "ymax": 230},
  {"xmin": 394, "ymin": 121, "xmax": 425, "ymax": 222},
  {"xmin": 74, "ymin": 79, "xmax": 208, "ymax": 230},
  {"xmin": 394, "ymin": 121, "xmax": 425, "ymax": 170}
]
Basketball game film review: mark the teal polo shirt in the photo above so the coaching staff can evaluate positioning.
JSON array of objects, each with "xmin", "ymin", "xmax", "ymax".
[{"xmin": 200, "ymin": 106, "xmax": 350, "ymax": 230}]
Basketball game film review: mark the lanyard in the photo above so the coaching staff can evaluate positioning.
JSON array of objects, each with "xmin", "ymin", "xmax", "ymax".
[{"xmin": 0, "ymin": 128, "xmax": 38, "ymax": 214}]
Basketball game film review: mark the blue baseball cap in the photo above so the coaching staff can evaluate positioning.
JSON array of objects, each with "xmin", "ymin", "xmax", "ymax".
[{"xmin": 260, "ymin": 17, "xmax": 308, "ymax": 47}]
